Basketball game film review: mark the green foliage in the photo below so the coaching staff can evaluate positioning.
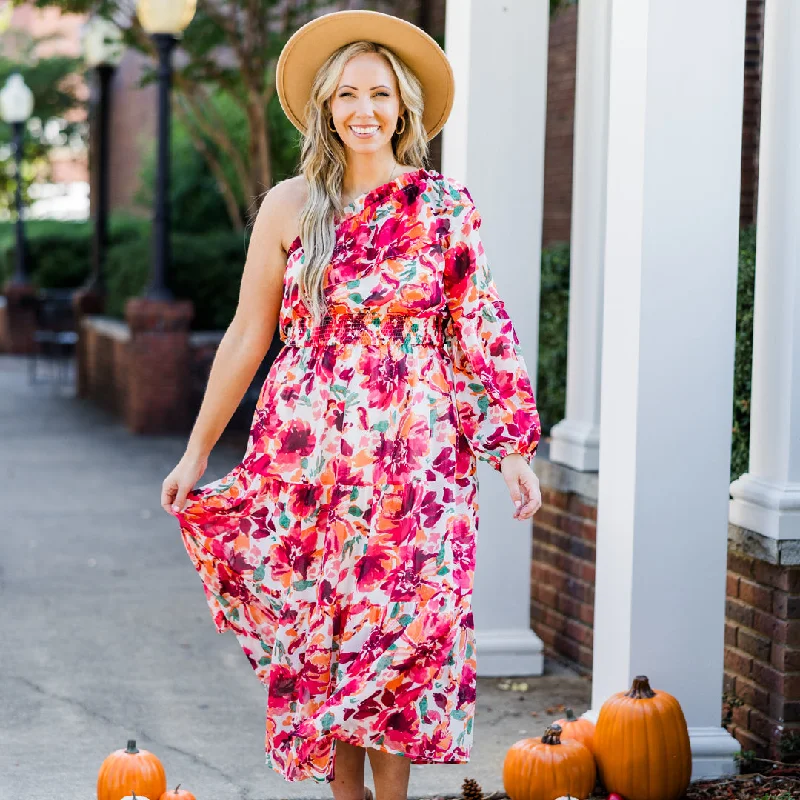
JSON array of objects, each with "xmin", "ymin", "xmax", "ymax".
[
  {"xmin": 0, "ymin": 214, "xmax": 147, "ymax": 287},
  {"xmin": 22, "ymin": 0, "xmax": 326, "ymax": 228},
  {"xmin": 0, "ymin": 36, "xmax": 85, "ymax": 215},
  {"xmin": 731, "ymin": 226, "xmax": 756, "ymax": 484},
  {"xmin": 551, "ymin": 0, "xmax": 578, "ymax": 15},
  {"xmin": 132, "ymin": 88, "xmax": 301, "ymax": 232},
  {"xmin": 722, "ymin": 689, "xmax": 744, "ymax": 731},
  {"xmin": 105, "ymin": 229, "xmax": 248, "ymax": 330},
  {"xmin": 537, "ymin": 242, "xmax": 570, "ymax": 436},
  {"xmin": 135, "ymin": 98, "xmax": 241, "ymax": 234},
  {"xmin": 777, "ymin": 729, "xmax": 800, "ymax": 763}
]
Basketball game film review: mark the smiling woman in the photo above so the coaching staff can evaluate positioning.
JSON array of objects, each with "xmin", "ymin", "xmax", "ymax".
[{"xmin": 160, "ymin": 8, "xmax": 542, "ymax": 799}]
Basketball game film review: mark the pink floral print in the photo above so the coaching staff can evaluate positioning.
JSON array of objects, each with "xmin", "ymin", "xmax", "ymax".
[{"xmin": 176, "ymin": 167, "xmax": 541, "ymax": 784}]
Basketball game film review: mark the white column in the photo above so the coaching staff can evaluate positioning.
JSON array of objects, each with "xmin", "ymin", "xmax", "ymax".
[
  {"xmin": 587, "ymin": 0, "xmax": 744, "ymax": 779},
  {"xmin": 443, "ymin": 0, "xmax": 549, "ymax": 675},
  {"xmin": 548, "ymin": 0, "xmax": 612, "ymax": 473},
  {"xmin": 729, "ymin": 0, "xmax": 800, "ymax": 540}
]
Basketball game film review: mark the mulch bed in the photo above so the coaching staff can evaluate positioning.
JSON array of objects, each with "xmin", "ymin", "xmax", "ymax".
[
  {"xmin": 444, "ymin": 765, "xmax": 800, "ymax": 800},
  {"xmin": 682, "ymin": 765, "xmax": 800, "ymax": 800}
]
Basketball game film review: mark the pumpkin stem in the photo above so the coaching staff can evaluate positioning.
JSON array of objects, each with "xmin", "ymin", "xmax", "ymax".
[
  {"xmin": 541, "ymin": 723, "xmax": 562, "ymax": 745},
  {"xmin": 626, "ymin": 675, "xmax": 656, "ymax": 699},
  {"xmin": 126, "ymin": 739, "xmax": 139, "ymax": 754},
  {"xmin": 175, "ymin": 786, "xmax": 182, "ymax": 792},
  {"xmin": 565, "ymin": 708, "xmax": 576, "ymax": 721}
]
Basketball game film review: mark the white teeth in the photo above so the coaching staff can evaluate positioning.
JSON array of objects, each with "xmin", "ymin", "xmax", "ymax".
[{"xmin": 351, "ymin": 126, "xmax": 379, "ymax": 134}]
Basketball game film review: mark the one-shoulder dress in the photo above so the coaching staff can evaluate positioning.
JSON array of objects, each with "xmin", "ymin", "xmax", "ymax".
[{"xmin": 176, "ymin": 167, "xmax": 541, "ymax": 784}]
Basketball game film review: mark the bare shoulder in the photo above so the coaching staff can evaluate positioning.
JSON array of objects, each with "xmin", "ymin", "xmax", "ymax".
[{"xmin": 255, "ymin": 175, "xmax": 307, "ymax": 254}]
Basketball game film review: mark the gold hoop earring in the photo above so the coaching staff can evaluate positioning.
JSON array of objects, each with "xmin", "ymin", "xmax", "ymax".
[
  {"xmin": 328, "ymin": 117, "xmax": 338, "ymax": 134},
  {"xmin": 395, "ymin": 115, "xmax": 406, "ymax": 135}
]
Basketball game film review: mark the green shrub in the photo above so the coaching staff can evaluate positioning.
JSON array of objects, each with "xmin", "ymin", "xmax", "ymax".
[
  {"xmin": 105, "ymin": 229, "xmax": 247, "ymax": 330},
  {"xmin": 0, "ymin": 221, "xmax": 91, "ymax": 288},
  {"xmin": 0, "ymin": 214, "xmax": 149, "ymax": 289},
  {"xmin": 135, "ymin": 117, "xmax": 238, "ymax": 235},
  {"xmin": 536, "ymin": 241, "xmax": 570, "ymax": 437},
  {"xmin": 731, "ymin": 226, "xmax": 756, "ymax": 483}
]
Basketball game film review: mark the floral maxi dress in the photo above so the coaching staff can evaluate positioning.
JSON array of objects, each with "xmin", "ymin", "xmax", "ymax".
[{"xmin": 176, "ymin": 167, "xmax": 542, "ymax": 784}]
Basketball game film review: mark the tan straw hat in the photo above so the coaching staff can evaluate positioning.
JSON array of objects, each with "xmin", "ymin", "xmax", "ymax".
[{"xmin": 276, "ymin": 9, "xmax": 455, "ymax": 142}]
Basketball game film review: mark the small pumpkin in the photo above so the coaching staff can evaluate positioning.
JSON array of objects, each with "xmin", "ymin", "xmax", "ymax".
[
  {"xmin": 503, "ymin": 723, "xmax": 596, "ymax": 800},
  {"xmin": 160, "ymin": 786, "xmax": 196, "ymax": 800},
  {"xmin": 594, "ymin": 676, "xmax": 691, "ymax": 800},
  {"xmin": 553, "ymin": 707, "xmax": 595, "ymax": 754},
  {"xmin": 97, "ymin": 739, "xmax": 167, "ymax": 800}
]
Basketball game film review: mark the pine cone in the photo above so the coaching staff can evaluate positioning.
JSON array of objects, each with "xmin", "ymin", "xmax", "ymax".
[{"xmin": 462, "ymin": 777, "xmax": 484, "ymax": 800}]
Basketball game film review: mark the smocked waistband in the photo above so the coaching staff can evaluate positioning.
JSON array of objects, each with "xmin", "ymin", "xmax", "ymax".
[{"xmin": 283, "ymin": 312, "xmax": 447, "ymax": 349}]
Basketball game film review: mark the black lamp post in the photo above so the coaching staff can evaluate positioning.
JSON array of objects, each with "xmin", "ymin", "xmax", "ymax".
[
  {"xmin": 82, "ymin": 16, "xmax": 125, "ymax": 294},
  {"xmin": 136, "ymin": 0, "xmax": 197, "ymax": 302},
  {"xmin": 0, "ymin": 74, "xmax": 34, "ymax": 288}
]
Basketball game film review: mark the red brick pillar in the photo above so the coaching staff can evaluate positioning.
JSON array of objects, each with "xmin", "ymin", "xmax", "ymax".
[
  {"xmin": 725, "ymin": 539, "xmax": 800, "ymax": 760},
  {"xmin": 124, "ymin": 297, "xmax": 194, "ymax": 434},
  {"xmin": 72, "ymin": 289, "xmax": 105, "ymax": 398},
  {"xmin": 0, "ymin": 282, "xmax": 38, "ymax": 354}
]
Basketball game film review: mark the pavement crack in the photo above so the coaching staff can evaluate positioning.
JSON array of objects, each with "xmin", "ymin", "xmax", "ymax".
[{"xmin": 10, "ymin": 674, "xmax": 252, "ymax": 798}]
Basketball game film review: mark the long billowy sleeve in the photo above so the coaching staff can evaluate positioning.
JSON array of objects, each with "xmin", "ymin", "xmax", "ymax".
[{"xmin": 442, "ymin": 195, "xmax": 542, "ymax": 471}]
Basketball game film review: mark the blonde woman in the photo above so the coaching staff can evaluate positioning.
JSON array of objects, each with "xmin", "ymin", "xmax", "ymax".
[{"xmin": 161, "ymin": 9, "xmax": 542, "ymax": 800}]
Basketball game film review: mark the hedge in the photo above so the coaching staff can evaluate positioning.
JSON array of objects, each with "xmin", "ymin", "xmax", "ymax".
[
  {"xmin": 104, "ymin": 229, "xmax": 247, "ymax": 330},
  {"xmin": 0, "ymin": 215, "xmax": 148, "ymax": 289}
]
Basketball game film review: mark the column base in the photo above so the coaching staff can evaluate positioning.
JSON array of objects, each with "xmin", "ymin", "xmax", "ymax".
[
  {"xmin": 580, "ymin": 711, "xmax": 740, "ymax": 780},
  {"xmin": 474, "ymin": 627, "xmax": 544, "ymax": 676},
  {"xmin": 688, "ymin": 726, "xmax": 741, "ymax": 779},
  {"xmin": 730, "ymin": 473, "xmax": 800, "ymax": 540},
  {"xmin": 548, "ymin": 418, "xmax": 600, "ymax": 472}
]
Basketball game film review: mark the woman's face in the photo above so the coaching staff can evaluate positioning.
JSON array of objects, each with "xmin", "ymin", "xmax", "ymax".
[{"xmin": 329, "ymin": 52, "xmax": 403, "ymax": 155}]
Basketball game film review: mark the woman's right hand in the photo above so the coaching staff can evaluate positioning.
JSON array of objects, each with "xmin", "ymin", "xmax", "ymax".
[{"xmin": 161, "ymin": 452, "xmax": 208, "ymax": 516}]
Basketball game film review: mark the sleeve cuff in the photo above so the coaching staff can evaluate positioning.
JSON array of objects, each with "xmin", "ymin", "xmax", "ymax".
[{"xmin": 486, "ymin": 446, "xmax": 537, "ymax": 472}]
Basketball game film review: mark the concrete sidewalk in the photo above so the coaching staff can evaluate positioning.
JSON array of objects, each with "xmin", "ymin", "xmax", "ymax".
[{"xmin": 0, "ymin": 354, "xmax": 590, "ymax": 800}]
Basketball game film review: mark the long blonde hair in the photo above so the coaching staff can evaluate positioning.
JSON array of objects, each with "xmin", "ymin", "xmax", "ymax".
[{"xmin": 296, "ymin": 41, "xmax": 430, "ymax": 325}]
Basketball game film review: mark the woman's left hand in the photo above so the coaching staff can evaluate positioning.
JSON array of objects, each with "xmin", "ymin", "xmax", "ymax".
[{"xmin": 500, "ymin": 454, "xmax": 542, "ymax": 520}]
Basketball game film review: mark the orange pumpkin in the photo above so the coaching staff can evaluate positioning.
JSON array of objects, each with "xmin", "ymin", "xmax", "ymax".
[
  {"xmin": 160, "ymin": 785, "xmax": 196, "ymax": 800},
  {"xmin": 594, "ymin": 675, "xmax": 691, "ymax": 800},
  {"xmin": 553, "ymin": 707, "xmax": 595, "ymax": 754},
  {"xmin": 503, "ymin": 723, "xmax": 596, "ymax": 800},
  {"xmin": 97, "ymin": 739, "xmax": 167, "ymax": 800}
]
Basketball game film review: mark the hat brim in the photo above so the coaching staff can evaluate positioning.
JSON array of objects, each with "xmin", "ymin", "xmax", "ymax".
[{"xmin": 276, "ymin": 10, "xmax": 454, "ymax": 142}]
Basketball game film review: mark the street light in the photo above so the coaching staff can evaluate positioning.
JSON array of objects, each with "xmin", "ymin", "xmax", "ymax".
[
  {"xmin": 81, "ymin": 16, "xmax": 125, "ymax": 294},
  {"xmin": 136, "ymin": 0, "xmax": 197, "ymax": 301},
  {"xmin": 0, "ymin": 73, "xmax": 34, "ymax": 287}
]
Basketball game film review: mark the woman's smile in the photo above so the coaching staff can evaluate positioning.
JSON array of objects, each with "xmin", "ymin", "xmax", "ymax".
[{"xmin": 349, "ymin": 124, "xmax": 381, "ymax": 138}]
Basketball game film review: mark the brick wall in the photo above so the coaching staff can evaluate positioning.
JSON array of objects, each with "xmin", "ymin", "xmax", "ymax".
[
  {"xmin": 79, "ymin": 317, "xmax": 276, "ymax": 438},
  {"xmin": 529, "ymin": 458, "xmax": 598, "ymax": 672},
  {"xmin": 81, "ymin": 317, "xmax": 130, "ymax": 415},
  {"xmin": 108, "ymin": 51, "xmax": 157, "ymax": 216},
  {"xmin": 724, "ymin": 530, "xmax": 800, "ymax": 759},
  {"xmin": 541, "ymin": 4, "xmax": 578, "ymax": 247}
]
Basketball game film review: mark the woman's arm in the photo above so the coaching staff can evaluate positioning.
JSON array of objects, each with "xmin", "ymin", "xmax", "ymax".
[
  {"xmin": 182, "ymin": 182, "xmax": 293, "ymax": 459},
  {"xmin": 161, "ymin": 178, "xmax": 301, "ymax": 514}
]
